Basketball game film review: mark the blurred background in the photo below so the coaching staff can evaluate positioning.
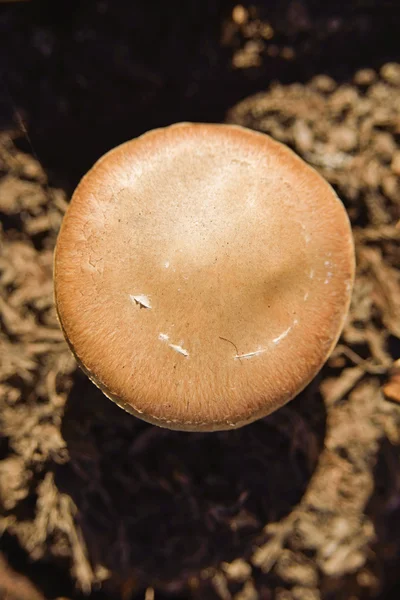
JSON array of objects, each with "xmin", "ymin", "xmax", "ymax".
[{"xmin": 0, "ymin": 1, "xmax": 399, "ymax": 599}]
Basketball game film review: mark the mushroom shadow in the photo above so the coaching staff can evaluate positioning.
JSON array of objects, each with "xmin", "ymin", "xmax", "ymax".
[{"xmin": 57, "ymin": 368, "xmax": 326, "ymax": 593}]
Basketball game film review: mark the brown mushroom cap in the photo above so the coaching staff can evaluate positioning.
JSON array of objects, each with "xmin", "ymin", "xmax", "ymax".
[{"xmin": 54, "ymin": 123, "xmax": 354, "ymax": 431}]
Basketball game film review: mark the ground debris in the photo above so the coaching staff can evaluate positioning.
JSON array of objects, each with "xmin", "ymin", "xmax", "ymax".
[
  {"xmin": 382, "ymin": 360, "xmax": 400, "ymax": 404},
  {"xmin": 0, "ymin": 552, "xmax": 46, "ymax": 600},
  {"xmin": 0, "ymin": 60, "xmax": 400, "ymax": 600}
]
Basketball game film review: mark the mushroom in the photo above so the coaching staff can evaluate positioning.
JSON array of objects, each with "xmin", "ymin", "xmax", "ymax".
[{"xmin": 54, "ymin": 123, "xmax": 354, "ymax": 431}]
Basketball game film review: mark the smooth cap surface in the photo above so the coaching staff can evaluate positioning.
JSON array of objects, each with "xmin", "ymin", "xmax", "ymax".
[{"xmin": 54, "ymin": 123, "xmax": 354, "ymax": 431}]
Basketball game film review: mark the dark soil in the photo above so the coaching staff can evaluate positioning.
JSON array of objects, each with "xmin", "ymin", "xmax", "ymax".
[{"xmin": 0, "ymin": 1, "xmax": 399, "ymax": 599}]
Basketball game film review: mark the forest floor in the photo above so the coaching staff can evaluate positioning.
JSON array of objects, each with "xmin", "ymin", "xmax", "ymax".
[{"xmin": 0, "ymin": 2, "xmax": 399, "ymax": 599}]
